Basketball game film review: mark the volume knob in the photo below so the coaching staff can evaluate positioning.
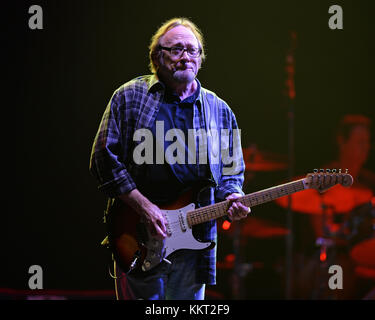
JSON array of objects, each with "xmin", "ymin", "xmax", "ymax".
[{"xmin": 142, "ymin": 260, "xmax": 151, "ymax": 271}]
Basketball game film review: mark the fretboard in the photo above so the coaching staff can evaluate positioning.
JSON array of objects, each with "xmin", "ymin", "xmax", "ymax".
[{"xmin": 186, "ymin": 178, "xmax": 306, "ymax": 227}]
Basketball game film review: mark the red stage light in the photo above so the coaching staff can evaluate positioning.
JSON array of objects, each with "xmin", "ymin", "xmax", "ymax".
[
  {"xmin": 225, "ymin": 253, "xmax": 235, "ymax": 263},
  {"xmin": 320, "ymin": 251, "xmax": 327, "ymax": 262},
  {"xmin": 222, "ymin": 220, "xmax": 231, "ymax": 230}
]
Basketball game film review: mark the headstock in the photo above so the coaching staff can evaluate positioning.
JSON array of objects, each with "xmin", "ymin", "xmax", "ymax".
[{"xmin": 304, "ymin": 169, "xmax": 354, "ymax": 193}]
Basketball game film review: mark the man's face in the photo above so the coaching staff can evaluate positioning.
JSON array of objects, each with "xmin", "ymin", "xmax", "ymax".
[
  {"xmin": 155, "ymin": 25, "xmax": 202, "ymax": 84},
  {"xmin": 339, "ymin": 125, "xmax": 370, "ymax": 166}
]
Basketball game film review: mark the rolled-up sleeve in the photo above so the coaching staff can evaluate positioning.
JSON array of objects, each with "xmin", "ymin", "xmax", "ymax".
[{"xmin": 89, "ymin": 91, "xmax": 136, "ymax": 198}]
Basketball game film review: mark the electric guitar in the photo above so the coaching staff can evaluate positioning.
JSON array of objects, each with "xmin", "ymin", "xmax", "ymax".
[{"xmin": 105, "ymin": 169, "xmax": 353, "ymax": 274}]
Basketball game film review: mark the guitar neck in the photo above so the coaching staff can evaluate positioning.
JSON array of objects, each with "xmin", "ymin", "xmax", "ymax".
[{"xmin": 187, "ymin": 178, "xmax": 307, "ymax": 227}]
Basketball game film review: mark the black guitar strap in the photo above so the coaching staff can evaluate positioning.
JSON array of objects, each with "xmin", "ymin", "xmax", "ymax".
[{"xmin": 200, "ymin": 87, "xmax": 221, "ymax": 188}]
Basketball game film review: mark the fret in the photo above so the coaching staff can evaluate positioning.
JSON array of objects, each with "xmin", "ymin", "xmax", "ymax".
[{"xmin": 187, "ymin": 178, "xmax": 307, "ymax": 226}]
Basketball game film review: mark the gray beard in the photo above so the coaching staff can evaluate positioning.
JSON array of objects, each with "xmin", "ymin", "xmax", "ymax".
[{"xmin": 173, "ymin": 69, "xmax": 196, "ymax": 83}]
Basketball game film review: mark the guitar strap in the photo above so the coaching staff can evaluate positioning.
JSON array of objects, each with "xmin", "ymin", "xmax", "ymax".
[
  {"xmin": 198, "ymin": 88, "xmax": 223, "ymax": 208},
  {"xmin": 200, "ymin": 88, "xmax": 221, "ymax": 188}
]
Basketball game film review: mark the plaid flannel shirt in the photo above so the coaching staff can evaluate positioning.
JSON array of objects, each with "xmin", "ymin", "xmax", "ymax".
[{"xmin": 89, "ymin": 74, "xmax": 245, "ymax": 284}]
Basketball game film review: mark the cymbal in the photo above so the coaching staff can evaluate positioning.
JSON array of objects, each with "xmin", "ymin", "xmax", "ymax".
[
  {"xmin": 275, "ymin": 184, "xmax": 373, "ymax": 215},
  {"xmin": 220, "ymin": 216, "xmax": 290, "ymax": 239},
  {"xmin": 243, "ymin": 147, "xmax": 288, "ymax": 172}
]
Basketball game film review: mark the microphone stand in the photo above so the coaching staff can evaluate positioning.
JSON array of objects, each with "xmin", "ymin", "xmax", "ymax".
[{"xmin": 285, "ymin": 31, "xmax": 297, "ymax": 300}]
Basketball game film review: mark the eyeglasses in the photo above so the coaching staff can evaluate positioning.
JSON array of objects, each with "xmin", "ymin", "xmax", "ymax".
[{"xmin": 159, "ymin": 46, "xmax": 202, "ymax": 58}]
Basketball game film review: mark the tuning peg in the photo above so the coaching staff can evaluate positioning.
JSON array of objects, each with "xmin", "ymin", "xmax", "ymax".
[
  {"xmin": 313, "ymin": 169, "xmax": 318, "ymax": 173},
  {"xmin": 345, "ymin": 168, "xmax": 348, "ymax": 173},
  {"xmin": 339, "ymin": 169, "xmax": 342, "ymax": 173},
  {"xmin": 332, "ymin": 169, "xmax": 337, "ymax": 173},
  {"xmin": 320, "ymin": 169, "xmax": 324, "ymax": 173},
  {"xmin": 326, "ymin": 169, "xmax": 331, "ymax": 173}
]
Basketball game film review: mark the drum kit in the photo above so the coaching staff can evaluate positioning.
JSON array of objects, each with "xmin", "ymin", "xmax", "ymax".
[{"xmin": 216, "ymin": 145, "xmax": 375, "ymax": 300}]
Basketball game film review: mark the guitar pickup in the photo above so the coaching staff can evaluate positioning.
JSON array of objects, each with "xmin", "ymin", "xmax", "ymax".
[{"xmin": 178, "ymin": 213, "xmax": 187, "ymax": 232}]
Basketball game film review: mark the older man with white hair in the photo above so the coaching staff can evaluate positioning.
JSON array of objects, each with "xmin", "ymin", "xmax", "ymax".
[{"xmin": 90, "ymin": 17, "xmax": 250, "ymax": 300}]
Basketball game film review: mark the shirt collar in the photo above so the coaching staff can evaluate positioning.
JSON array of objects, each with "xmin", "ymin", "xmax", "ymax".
[
  {"xmin": 147, "ymin": 74, "xmax": 164, "ymax": 93},
  {"xmin": 147, "ymin": 74, "xmax": 202, "ymax": 105}
]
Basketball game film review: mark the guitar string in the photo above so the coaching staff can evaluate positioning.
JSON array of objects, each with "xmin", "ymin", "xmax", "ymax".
[
  {"xmin": 149, "ymin": 174, "xmax": 347, "ymax": 232},
  {"xmin": 162, "ymin": 180, "xmax": 306, "ymax": 229},
  {"xmin": 161, "ymin": 174, "xmax": 346, "ymax": 229},
  {"xmin": 186, "ymin": 181, "xmax": 303, "ymax": 224}
]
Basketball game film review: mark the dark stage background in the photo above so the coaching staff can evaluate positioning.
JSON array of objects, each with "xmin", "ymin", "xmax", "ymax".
[{"xmin": 3, "ymin": 0, "xmax": 374, "ymax": 298}]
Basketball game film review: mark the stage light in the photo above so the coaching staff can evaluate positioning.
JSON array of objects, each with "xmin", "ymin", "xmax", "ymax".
[{"xmin": 222, "ymin": 220, "xmax": 231, "ymax": 230}]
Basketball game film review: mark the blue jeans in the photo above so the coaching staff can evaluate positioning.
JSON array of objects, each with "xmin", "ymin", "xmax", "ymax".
[{"xmin": 114, "ymin": 249, "xmax": 206, "ymax": 300}]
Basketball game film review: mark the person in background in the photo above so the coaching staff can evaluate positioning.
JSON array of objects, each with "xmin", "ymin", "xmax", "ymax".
[{"xmin": 276, "ymin": 114, "xmax": 374, "ymax": 299}]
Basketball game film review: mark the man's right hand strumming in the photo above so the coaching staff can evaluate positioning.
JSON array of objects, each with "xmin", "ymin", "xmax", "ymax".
[{"xmin": 119, "ymin": 189, "xmax": 168, "ymax": 238}]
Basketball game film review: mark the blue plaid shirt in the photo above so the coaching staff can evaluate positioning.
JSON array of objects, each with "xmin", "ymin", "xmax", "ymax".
[{"xmin": 90, "ymin": 74, "xmax": 245, "ymax": 284}]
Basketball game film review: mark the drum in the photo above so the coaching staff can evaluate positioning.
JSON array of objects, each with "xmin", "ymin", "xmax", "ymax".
[
  {"xmin": 349, "ymin": 200, "xmax": 375, "ymax": 278},
  {"xmin": 346, "ymin": 201, "xmax": 375, "ymax": 247}
]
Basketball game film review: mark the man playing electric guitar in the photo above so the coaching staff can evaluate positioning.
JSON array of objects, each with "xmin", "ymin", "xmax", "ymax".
[{"xmin": 89, "ymin": 17, "xmax": 250, "ymax": 300}]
